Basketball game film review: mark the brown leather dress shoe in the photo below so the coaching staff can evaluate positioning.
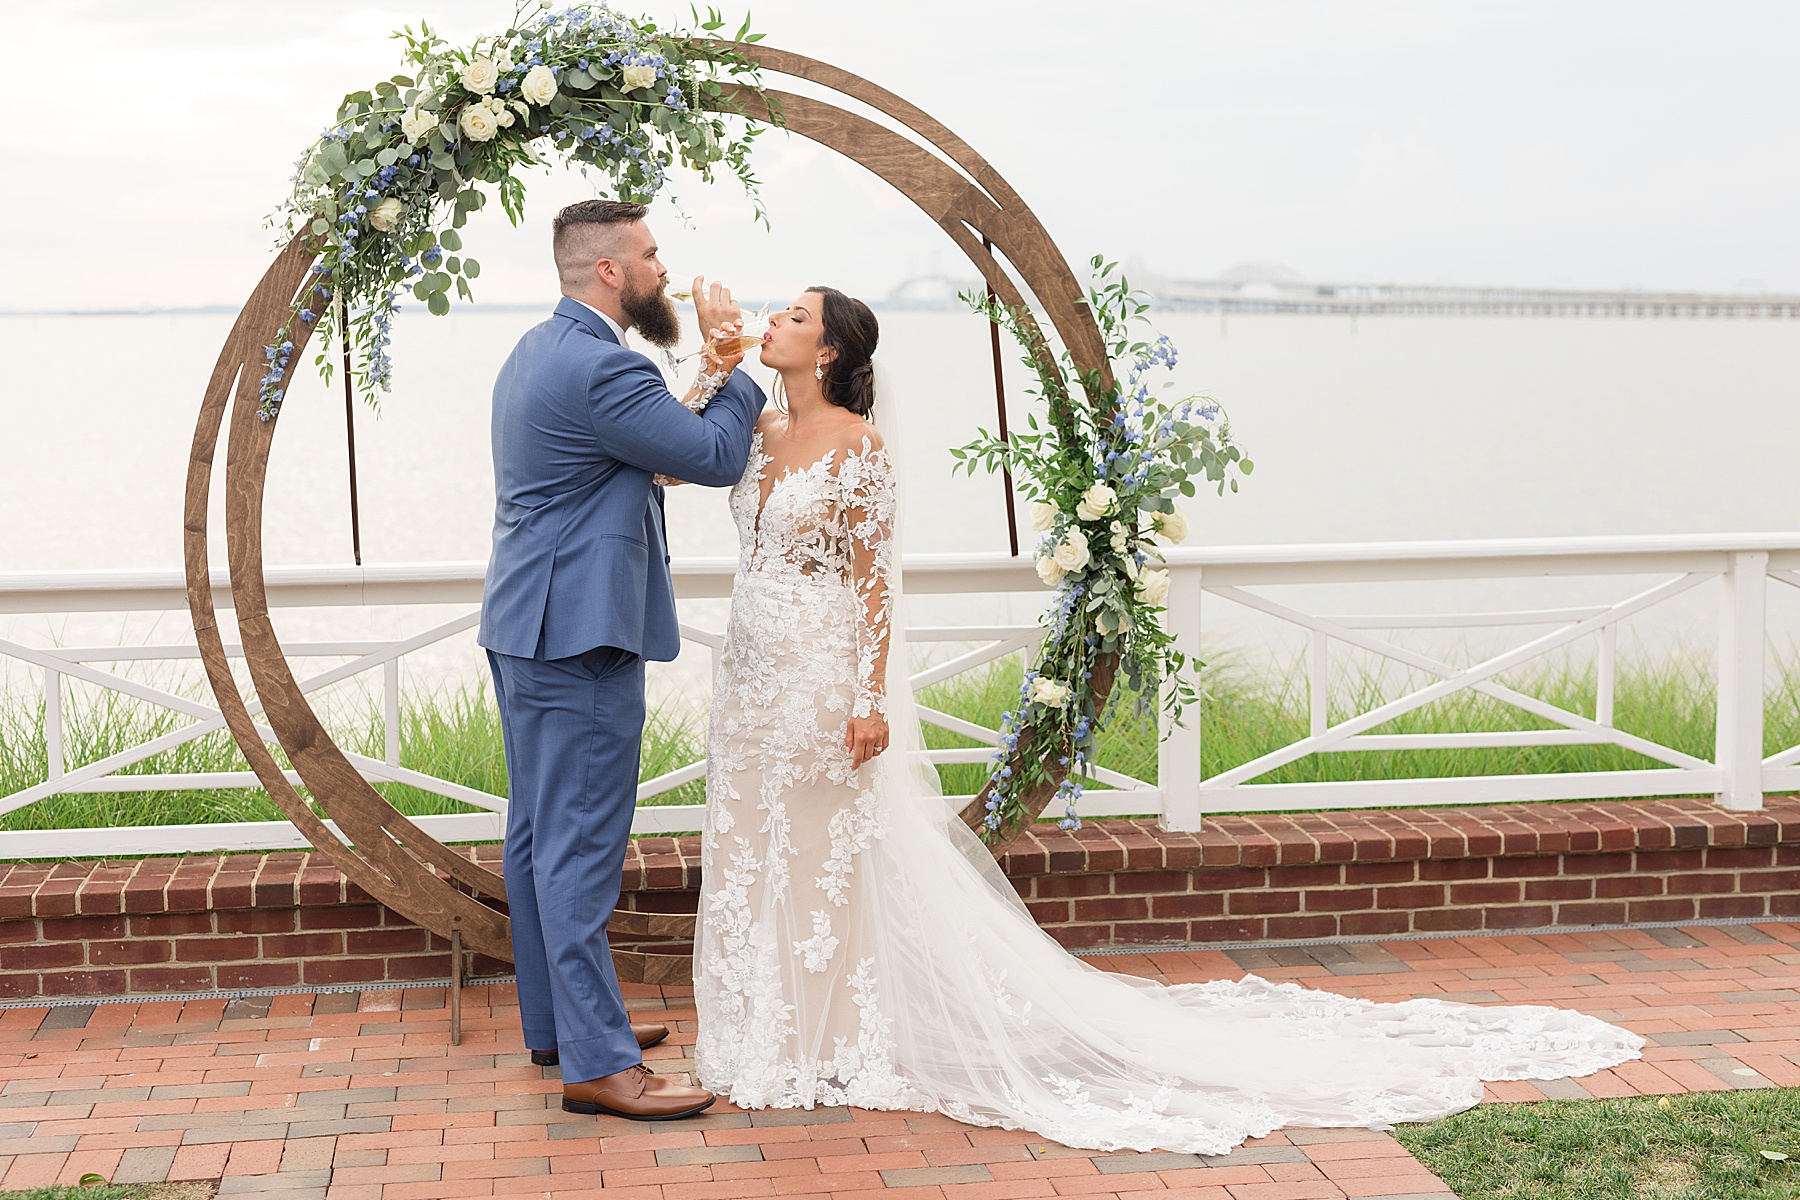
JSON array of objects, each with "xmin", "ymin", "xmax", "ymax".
[
  {"xmin": 530, "ymin": 1023, "xmax": 668, "ymax": 1067},
  {"xmin": 563, "ymin": 1063, "xmax": 715, "ymax": 1120}
]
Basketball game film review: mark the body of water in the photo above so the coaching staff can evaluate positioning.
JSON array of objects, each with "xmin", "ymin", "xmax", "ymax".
[{"xmin": 3, "ymin": 309, "xmax": 1798, "ymax": 703}]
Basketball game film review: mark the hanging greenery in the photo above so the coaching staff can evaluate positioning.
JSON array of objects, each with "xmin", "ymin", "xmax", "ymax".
[
  {"xmin": 259, "ymin": 2, "xmax": 770, "ymax": 419},
  {"xmin": 954, "ymin": 261, "xmax": 1253, "ymax": 841}
]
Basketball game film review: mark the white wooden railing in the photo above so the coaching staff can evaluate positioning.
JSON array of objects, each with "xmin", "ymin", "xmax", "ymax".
[{"xmin": 3, "ymin": 531, "xmax": 1798, "ymax": 858}]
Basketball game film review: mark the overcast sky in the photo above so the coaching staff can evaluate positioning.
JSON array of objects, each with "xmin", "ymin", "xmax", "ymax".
[{"xmin": 3, "ymin": 0, "xmax": 1797, "ymax": 311}]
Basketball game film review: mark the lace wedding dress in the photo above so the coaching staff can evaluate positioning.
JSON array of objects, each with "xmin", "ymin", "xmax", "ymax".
[{"xmin": 692, "ymin": 429, "xmax": 1644, "ymax": 1154}]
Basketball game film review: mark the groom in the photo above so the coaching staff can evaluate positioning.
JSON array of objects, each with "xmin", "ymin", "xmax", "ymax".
[{"xmin": 479, "ymin": 199, "xmax": 765, "ymax": 1120}]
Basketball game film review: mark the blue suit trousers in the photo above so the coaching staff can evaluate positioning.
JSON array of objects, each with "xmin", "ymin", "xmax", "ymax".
[{"xmin": 487, "ymin": 645, "xmax": 645, "ymax": 1084}]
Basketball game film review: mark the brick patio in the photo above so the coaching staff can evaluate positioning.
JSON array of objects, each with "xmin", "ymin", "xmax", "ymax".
[{"xmin": 0, "ymin": 922, "xmax": 1795, "ymax": 1198}]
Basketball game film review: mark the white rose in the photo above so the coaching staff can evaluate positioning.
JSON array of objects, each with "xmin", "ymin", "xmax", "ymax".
[
  {"xmin": 520, "ymin": 64, "xmax": 558, "ymax": 106},
  {"xmin": 1075, "ymin": 482, "xmax": 1117, "ymax": 522},
  {"xmin": 495, "ymin": 106, "xmax": 515, "ymax": 127},
  {"xmin": 459, "ymin": 104, "xmax": 500, "ymax": 142},
  {"xmin": 621, "ymin": 62, "xmax": 659, "ymax": 90},
  {"xmin": 367, "ymin": 197, "xmax": 403, "ymax": 232},
  {"xmin": 1031, "ymin": 677, "xmax": 1072, "ymax": 707},
  {"xmin": 1051, "ymin": 527, "xmax": 1090, "ymax": 573},
  {"xmin": 400, "ymin": 107, "xmax": 439, "ymax": 142},
  {"xmin": 1029, "ymin": 502, "xmax": 1058, "ymax": 532},
  {"xmin": 1134, "ymin": 567, "xmax": 1171, "ymax": 606},
  {"xmin": 1153, "ymin": 507, "xmax": 1190, "ymax": 544},
  {"xmin": 1034, "ymin": 554, "xmax": 1065, "ymax": 588},
  {"xmin": 460, "ymin": 56, "xmax": 499, "ymax": 95}
]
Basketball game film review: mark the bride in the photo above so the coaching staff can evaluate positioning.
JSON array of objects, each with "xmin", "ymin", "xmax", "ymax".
[{"xmin": 689, "ymin": 286, "xmax": 1644, "ymax": 1154}]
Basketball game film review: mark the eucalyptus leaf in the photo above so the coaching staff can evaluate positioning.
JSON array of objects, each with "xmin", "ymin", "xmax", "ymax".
[
  {"xmin": 438, "ymin": 229, "xmax": 463, "ymax": 251},
  {"xmin": 427, "ymin": 291, "xmax": 450, "ymax": 316}
]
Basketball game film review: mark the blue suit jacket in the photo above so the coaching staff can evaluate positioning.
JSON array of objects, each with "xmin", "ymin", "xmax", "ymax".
[{"xmin": 478, "ymin": 297, "xmax": 766, "ymax": 662}]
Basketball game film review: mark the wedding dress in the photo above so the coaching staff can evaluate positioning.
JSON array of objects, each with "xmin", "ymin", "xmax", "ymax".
[{"xmin": 692, "ymin": 425, "xmax": 1643, "ymax": 1155}]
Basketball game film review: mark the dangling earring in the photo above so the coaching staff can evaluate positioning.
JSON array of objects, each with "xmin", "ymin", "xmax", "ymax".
[{"xmin": 814, "ymin": 363, "xmax": 824, "ymax": 380}]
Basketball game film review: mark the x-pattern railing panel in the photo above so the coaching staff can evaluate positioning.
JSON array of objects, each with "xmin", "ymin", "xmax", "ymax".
[
  {"xmin": 1196, "ymin": 569, "xmax": 1726, "ymax": 809},
  {"xmin": 0, "ymin": 609, "xmax": 505, "ymax": 820}
]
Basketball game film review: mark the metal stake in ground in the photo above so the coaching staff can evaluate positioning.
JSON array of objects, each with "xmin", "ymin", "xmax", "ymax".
[
  {"xmin": 339, "ymin": 301, "xmax": 363, "ymax": 567},
  {"xmin": 984, "ymin": 235, "xmax": 1019, "ymax": 558}
]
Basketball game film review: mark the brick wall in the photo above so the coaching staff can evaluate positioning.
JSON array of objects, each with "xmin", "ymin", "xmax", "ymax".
[{"xmin": 0, "ymin": 797, "xmax": 1796, "ymax": 999}]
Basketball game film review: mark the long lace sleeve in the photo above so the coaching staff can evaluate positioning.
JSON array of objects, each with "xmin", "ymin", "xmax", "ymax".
[{"xmin": 842, "ymin": 439, "xmax": 897, "ymax": 719}]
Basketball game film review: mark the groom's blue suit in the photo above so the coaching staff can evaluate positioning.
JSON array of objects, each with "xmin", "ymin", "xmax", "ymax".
[{"xmin": 479, "ymin": 297, "xmax": 764, "ymax": 1083}]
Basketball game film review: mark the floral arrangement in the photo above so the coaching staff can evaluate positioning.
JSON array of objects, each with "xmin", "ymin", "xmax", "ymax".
[
  {"xmin": 259, "ymin": 3, "xmax": 770, "ymax": 419},
  {"xmin": 952, "ymin": 260, "xmax": 1253, "ymax": 842}
]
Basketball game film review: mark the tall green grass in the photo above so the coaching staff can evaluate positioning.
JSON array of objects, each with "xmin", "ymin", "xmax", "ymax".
[
  {"xmin": 0, "ymin": 681, "xmax": 707, "ymax": 831},
  {"xmin": 921, "ymin": 647, "xmax": 1800, "ymax": 792},
  {"xmin": 3, "ymin": 649, "xmax": 1798, "ymax": 831}
]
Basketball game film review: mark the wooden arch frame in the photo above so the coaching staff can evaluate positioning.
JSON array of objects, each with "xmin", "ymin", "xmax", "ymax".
[{"xmin": 182, "ymin": 44, "xmax": 1113, "ymax": 978}]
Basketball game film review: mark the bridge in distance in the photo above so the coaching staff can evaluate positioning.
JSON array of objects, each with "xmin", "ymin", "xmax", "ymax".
[{"xmin": 879, "ymin": 263, "xmax": 1800, "ymax": 318}]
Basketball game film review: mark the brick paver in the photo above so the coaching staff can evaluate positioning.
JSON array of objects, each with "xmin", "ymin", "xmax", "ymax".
[{"xmin": 1, "ymin": 922, "xmax": 1798, "ymax": 1198}]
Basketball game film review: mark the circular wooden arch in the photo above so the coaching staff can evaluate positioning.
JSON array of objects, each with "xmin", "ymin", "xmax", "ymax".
[{"xmin": 183, "ymin": 44, "xmax": 1113, "ymax": 976}]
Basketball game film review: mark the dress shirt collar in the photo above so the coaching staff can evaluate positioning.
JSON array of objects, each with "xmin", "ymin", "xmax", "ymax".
[{"xmin": 569, "ymin": 296, "xmax": 629, "ymax": 347}]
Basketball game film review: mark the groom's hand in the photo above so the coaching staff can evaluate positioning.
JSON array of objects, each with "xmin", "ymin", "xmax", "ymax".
[{"xmin": 692, "ymin": 276, "xmax": 741, "ymax": 339}]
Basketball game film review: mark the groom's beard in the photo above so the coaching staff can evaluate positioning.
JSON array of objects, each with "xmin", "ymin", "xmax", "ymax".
[{"xmin": 622, "ymin": 276, "xmax": 681, "ymax": 348}]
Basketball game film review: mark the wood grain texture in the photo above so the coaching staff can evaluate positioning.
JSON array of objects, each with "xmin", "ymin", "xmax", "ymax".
[
  {"xmin": 183, "ymin": 46, "xmax": 1118, "ymax": 984},
  {"xmin": 183, "ymin": 234, "xmax": 514, "ymax": 969}
]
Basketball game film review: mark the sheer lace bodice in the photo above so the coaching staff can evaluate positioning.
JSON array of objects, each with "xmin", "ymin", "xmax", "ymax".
[
  {"xmin": 731, "ymin": 431, "xmax": 894, "ymax": 718},
  {"xmin": 693, "ymin": 429, "xmax": 1644, "ymax": 1152}
]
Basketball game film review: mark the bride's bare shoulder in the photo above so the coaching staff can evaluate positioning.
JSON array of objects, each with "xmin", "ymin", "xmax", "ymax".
[{"xmin": 831, "ymin": 418, "xmax": 884, "ymax": 457}]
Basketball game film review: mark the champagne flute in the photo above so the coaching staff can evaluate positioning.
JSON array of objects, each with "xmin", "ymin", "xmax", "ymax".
[{"xmin": 664, "ymin": 301, "xmax": 770, "ymax": 368}]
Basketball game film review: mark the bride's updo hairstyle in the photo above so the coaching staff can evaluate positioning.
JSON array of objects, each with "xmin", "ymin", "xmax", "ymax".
[{"xmin": 808, "ymin": 286, "xmax": 879, "ymax": 418}]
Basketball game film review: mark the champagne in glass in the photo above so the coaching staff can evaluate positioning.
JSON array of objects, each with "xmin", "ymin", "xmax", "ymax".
[
  {"xmin": 711, "ymin": 302, "xmax": 770, "ymax": 357},
  {"xmin": 709, "ymin": 332, "xmax": 764, "ymax": 356}
]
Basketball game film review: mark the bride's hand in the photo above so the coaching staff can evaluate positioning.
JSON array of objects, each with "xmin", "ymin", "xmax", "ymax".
[
  {"xmin": 702, "ymin": 321, "xmax": 747, "ymax": 373},
  {"xmin": 847, "ymin": 715, "xmax": 889, "ymax": 769}
]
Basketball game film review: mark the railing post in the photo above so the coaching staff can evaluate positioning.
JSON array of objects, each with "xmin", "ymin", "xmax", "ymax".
[
  {"xmin": 1716, "ymin": 550, "xmax": 1767, "ymax": 811},
  {"xmin": 1596, "ymin": 623, "xmax": 1617, "ymax": 726},
  {"xmin": 383, "ymin": 659, "xmax": 401, "ymax": 768},
  {"xmin": 1310, "ymin": 630, "xmax": 1329, "ymax": 737},
  {"xmin": 1159, "ymin": 565, "xmax": 1203, "ymax": 832},
  {"xmin": 44, "ymin": 667, "xmax": 63, "ymax": 781}
]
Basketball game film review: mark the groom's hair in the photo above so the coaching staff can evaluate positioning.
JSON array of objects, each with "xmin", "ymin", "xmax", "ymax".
[{"xmin": 553, "ymin": 200, "xmax": 649, "ymax": 290}]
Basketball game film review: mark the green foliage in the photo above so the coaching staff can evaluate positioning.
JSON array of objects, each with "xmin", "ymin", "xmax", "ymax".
[
  {"xmin": 0, "ymin": 1183, "xmax": 214, "ymax": 1200},
  {"xmin": 921, "ymin": 648, "xmax": 1795, "ymax": 794},
  {"xmin": 0, "ymin": 680, "xmax": 705, "ymax": 833},
  {"xmin": 267, "ymin": 2, "xmax": 773, "ymax": 415},
  {"xmin": 1395, "ymin": 1089, "xmax": 1800, "ymax": 1200},
  {"xmin": 950, "ymin": 259, "xmax": 1251, "ymax": 840}
]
